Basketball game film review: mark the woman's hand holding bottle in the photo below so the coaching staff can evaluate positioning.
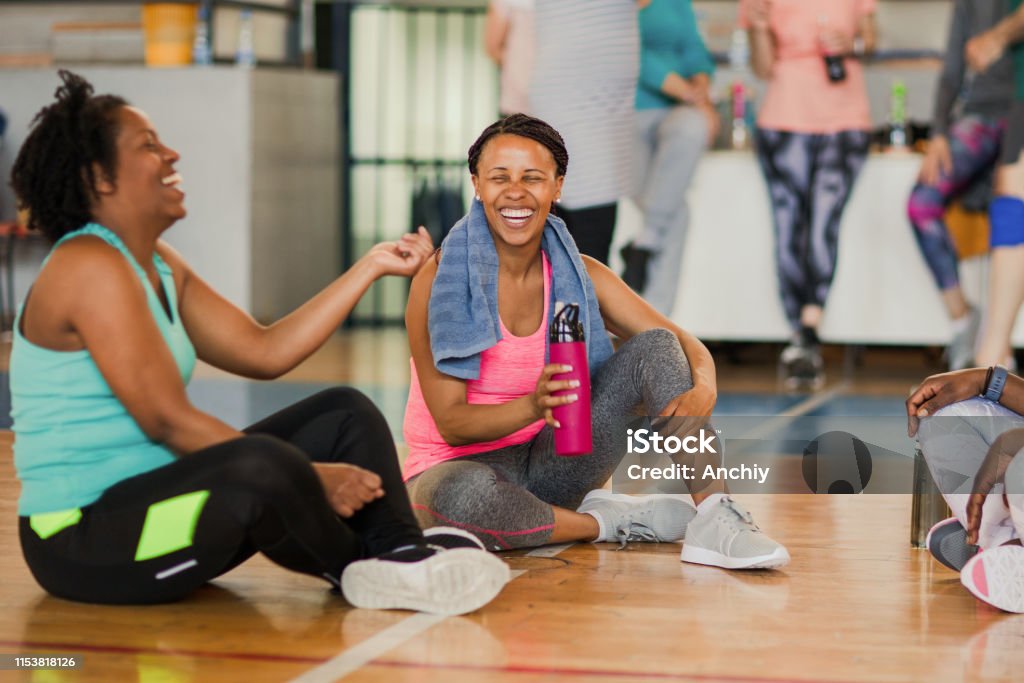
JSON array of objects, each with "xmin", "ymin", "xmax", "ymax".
[{"xmin": 530, "ymin": 364, "xmax": 580, "ymax": 429}]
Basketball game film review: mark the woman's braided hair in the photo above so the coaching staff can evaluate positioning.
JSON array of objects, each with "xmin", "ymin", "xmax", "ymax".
[
  {"xmin": 467, "ymin": 113, "xmax": 568, "ymax": 178},
  {"xmin": 10, "ymin": 70, "xmax": 127, "ymax": 243}
]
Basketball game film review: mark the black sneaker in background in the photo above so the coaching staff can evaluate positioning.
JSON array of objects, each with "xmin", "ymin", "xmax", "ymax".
[
  {"xmin": 619, "ymin": 243, "xmax": 652, "ymax": 293},
  {"xmin": 779, "ymin": 341, "xmax": 824, "ymax": 391}
]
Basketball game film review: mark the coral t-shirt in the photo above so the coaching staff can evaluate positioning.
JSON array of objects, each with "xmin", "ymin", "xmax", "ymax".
[{"xmin": 738, "ymin": 0, "xmax": 875, "ymax": 134}]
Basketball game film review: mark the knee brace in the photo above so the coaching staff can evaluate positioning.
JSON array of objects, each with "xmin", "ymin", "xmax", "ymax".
[{"xmin": 990, "ymin": 196, "xmax": 1024, "ymax": 247}]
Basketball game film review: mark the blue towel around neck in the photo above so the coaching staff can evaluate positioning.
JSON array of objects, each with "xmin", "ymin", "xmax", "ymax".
[{"xmin": 428, "ymin": 199, "xmax": 614, "ymax": 381}]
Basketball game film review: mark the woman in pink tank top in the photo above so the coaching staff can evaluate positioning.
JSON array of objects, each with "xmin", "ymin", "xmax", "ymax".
[{"xmin": 403, "ymin": 114, "xmax": 791, "ymax": 571}]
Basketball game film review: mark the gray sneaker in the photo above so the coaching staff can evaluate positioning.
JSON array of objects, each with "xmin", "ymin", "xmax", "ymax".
[
  {"xmin": 926, "ymin": 517, "xmax": 978, "ymax": 572},
  {"xmin": 577, "ymin": 490, "xmax": 696, "ymax": 546},
  {"xmin": 680, "ymin": 496, "xmax": 790, "ymax": 569},
  {"xmin": 779, "ymin": 342, "xmax": 824, "ymax": 391},
  {"xmin": 947, "ymin": 307, "xmax": 980, "ymax": 371}
]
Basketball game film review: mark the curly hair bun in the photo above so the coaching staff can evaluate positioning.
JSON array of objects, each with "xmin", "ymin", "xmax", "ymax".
[
  {"xmin": 54, "ymin": 69, "xmax": 95, "ymax": 115},
  {"xmin": 10, "ymin": 70, "xmax": 127, "ymax": 242}
]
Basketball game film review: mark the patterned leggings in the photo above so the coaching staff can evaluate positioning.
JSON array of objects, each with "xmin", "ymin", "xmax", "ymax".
[
  {"xmin": 907, "ymin": 115, "xmax": 1006, "ymax": 290},
  {"xmin": 754, "ymin": 128, "xmax": 870, "ymax": 331}
]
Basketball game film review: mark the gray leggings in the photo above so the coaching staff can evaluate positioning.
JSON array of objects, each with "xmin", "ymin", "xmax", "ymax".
[{"xmin": 406, "ymin": 329, "xmax": 695, "ymax": 551}]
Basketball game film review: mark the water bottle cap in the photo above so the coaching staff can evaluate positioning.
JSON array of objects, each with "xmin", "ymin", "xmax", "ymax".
[{"xmin": 551, "ymin": 303, "xmax": 584, "ymax": 343}]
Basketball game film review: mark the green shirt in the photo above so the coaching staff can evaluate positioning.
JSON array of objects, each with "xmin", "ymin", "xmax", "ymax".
[
  {"xmin": 1014, "ymin": 0, "xmax": 1024, "ymax": 99},
  {"xmin": 12, "ymin": 223, "xmax": 196, "ymax": 515},
  {"xmin": 636, "ymin": 0, "xmax": 715, "ymax": 110}
]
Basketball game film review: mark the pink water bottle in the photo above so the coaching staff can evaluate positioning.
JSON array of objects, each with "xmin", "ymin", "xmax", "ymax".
[{"xmin": 550, "ymin": 303, "xmax": 592, "ymax": 456}]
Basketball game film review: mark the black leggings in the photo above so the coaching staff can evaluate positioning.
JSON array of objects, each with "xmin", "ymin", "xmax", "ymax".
[{"xmin": 18, "ymin": 388, "xmax": 422, "ymax": 605}]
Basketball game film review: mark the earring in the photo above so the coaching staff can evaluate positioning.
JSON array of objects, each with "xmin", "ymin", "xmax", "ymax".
[{"xmin": 475, "ymin": 194, "xmax": 481, "ymax": 200}]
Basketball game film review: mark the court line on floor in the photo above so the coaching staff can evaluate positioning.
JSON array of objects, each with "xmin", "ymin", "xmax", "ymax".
[
  {"xmin": 0, "ymin": 637, "xmax": 868, "ymax": 683},
  {"xmin": 288, "ymin": 612, "xmax": 446, "ymax": 683},
  {"xmin": 288, "ymin": 543, "xmax": 576, "ymax": 683},
  {"xmin": 364, "ymin": 658, "xmax": 869, "ymax": 683},
  {"xmin": 734, "ymin": 381, "xmax": 850, "ymax": 444}
]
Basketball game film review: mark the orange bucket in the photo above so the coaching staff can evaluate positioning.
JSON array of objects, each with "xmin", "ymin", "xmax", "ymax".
[
  {"xmin": 141, "ymin": 3, "xmax": 197, "ymax": 66},
  {"xmin": 946, "ymin": 202, "xmax": 990, "ymax": 260}
]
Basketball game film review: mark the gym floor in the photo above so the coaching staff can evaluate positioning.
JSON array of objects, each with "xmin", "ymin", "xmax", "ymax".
[{"xmin": 0, "ymin": 331, "xmax": 1017, "ymax": 682}]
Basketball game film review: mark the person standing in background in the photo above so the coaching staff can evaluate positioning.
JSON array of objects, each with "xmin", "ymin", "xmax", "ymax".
[
  {"xmin": 484, "ymin": 0, "xmax": 534, "ymax": 117},
  {"xmin": 621, "ymin": 0, "xmax": 719, "ymax": 316},
  {"xmin": 528, "ymin": 0, "xmax": 640, "ymax": 264},
  {"xmin": 741, "ymin": 0, "xmax": 876, "ymax": 390},
  {"xmin": 906, "ymin": 0, "xmax": 1014, "ymax": 371},
  {"xmin": 965, "ymin": 0, "xmax": 1024, "ymax": 370}
]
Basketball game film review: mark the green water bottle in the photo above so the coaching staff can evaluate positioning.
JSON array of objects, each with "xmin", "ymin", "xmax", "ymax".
[{"xmin": 889, "ymin": 80, "xmax": 907, "ymax": 149}]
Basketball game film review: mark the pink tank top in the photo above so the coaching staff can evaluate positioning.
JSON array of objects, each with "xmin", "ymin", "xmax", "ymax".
[{"xmin": 403, "ymin": 253, "xmax": 551, "ymax": 480}]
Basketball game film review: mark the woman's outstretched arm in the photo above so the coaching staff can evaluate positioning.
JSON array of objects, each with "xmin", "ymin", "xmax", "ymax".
[{"xmin": 171, "ymin": 228, "xmax": 434, "ymax": 380}]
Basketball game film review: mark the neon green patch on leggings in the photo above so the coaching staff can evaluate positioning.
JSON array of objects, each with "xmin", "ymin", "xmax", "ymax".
[
  {"xmin": 29, "ymin": 508, "xmax": 82, "ymax": 539},
  {"xmin": 134, "ymin": 490, "xmax": 210, "ymax": 561}
]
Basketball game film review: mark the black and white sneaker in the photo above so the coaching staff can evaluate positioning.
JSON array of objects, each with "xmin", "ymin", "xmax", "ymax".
[
  {"xmin": 423, "ymin": 526, "xmax": 487, "ymax": 551},
  {"xmin": 926, "ymin": 517, "xmax": 979, "ymax": 572},
  {"xmin": 779, "ymin": 342, "xmax": 824, "ymax": 391},
  {"xmin": 340, "ymin": 531, "xmax": 509, "ymax": 616}
]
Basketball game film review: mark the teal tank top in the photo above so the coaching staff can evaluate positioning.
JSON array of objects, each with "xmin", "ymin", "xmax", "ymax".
[
  {"xmin": 12, "ymin": 223, "xmax": 197, "ymax": 515},
  {"xmin": 1014, "ymin": 0, "xmax": 1024, "ymax": 101}
]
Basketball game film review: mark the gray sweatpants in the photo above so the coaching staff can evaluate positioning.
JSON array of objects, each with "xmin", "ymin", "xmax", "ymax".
[
  {"xmin": 407, "ymin": 329, "xmax": 696, "ymax": 551},
  {"xmin": 631, "ymin": 106, "xmax": 709, "ymax": 316},
  {"xmin": 918, "ymin": 397, "xmax": 1024, "ymax": 549}
]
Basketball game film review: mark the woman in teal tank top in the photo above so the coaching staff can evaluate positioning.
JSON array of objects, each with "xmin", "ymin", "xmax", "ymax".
[{"xmin": 6, "ymin": 70, "xmax": 509, "ymax": 612}]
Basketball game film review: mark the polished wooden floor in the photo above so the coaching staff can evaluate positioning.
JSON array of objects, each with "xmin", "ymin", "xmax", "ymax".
[{"xmin": 0, "ymin": 332, "xmax": 1019, "ymax": 683}]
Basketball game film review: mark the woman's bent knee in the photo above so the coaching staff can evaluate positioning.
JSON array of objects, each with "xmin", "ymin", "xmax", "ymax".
[
  {"xmin": 409, "ymin": 462, "xmax": 498, "ymax": 513},
  {"xmin": 310, "ymin": 387, "xmax": 384, "ymax": 421},
  {"xmin": 218, "ymin": 435, "xmax": 316, "ymax": 496}
]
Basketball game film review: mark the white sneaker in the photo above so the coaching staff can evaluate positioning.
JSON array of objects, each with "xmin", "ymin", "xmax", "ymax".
[
  {"xmin": 961, "ymin": 546, "xmax": 1024, "ymax": 613},
  {"xmin": 680, "ymin": 496, "xmax": 790, "ymax": 569},
  {"xmin": 946, "ymin": 307, "xmax": 979, "ymax": 371},
  {"xmin": 341, "ymin": 543, "xmax": 510, "ymax": 616},
  {"xmin": 576, "ymin": 489, "xmax": 696, "ymax": 545}
]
